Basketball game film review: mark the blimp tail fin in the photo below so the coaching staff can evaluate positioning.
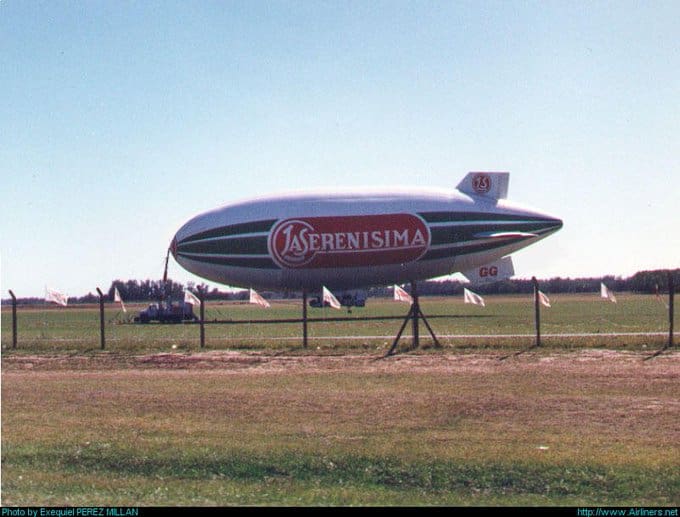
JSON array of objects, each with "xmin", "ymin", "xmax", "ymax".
[{"xmin": 456, "ymin": 172, "xmax": 509, "ymax": 200}]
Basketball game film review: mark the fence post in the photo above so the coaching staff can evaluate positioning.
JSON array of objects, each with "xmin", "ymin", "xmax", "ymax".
[
  {"xmin": 669, "ymin": 271, "xmax": 675, "ymax": 348},
  {"xmin": 96, "ymin": 288, "xmax": 105, "ymax": 350},
  {"xmin": 532, "ymin": 277, "xmax": 541, "ymax": 348},
  {"xmin": 411, "ymin": 281, "xmax": 420, "ymax": 349},
  {"xmin": 198, "ymin": 287, "xmax": 205, "ymax": 348},
  {"xmin": 9, "ymin": 290, "xmax": 17, "ymax": 349},
  {"xmin": 302, "ymin": 290, "xmax": 308, "ymax": 348}
]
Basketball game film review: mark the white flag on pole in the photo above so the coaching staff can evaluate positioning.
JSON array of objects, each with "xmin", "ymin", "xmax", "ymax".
[
  {"xmin": 45, "ymin": 287, "xmax": 68, "ymax": 306},
  {"xmin": 184, "ymin": 289, "xmax": 201, "ymax": 306},
  {"xmin": 538, "ymin": 290, "xmax": 551, "ymax": 308},
  {"xmin": 322, "ymin": 286, "xmax": 342, "ymax": 309},
  {"xmin": 600, "ymin": 282, "xmax": 617, "ymax": 303},
  {"xmin": 393, "ymin": 285, "xmax": 413, "ymax": 304},
  {"xmin": 114, "ymin": 287, "xmax": 127, "ymax": 313},
  {"xmin": 463, "ymin": 288, "xmax": 485, "ymax": 307},
  {"xmin": 249, "ymin": 288, "xmax": 271, "ymax": 308},
  {"xmin": 655, "ymin": 284, "xmax": 669, "ymax": 309}
]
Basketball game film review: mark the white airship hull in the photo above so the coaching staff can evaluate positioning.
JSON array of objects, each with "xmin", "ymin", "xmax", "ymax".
[{"xmin": 171, "ymin": 184, "xmax": 562, "ymax": 290}]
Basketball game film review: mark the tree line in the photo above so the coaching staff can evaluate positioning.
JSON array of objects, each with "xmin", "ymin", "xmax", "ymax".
[
  {"xmin": 2, "ymin": 269, "xmax": 677, "ymax": 305},
  {"xmin": 368, "ymin": 268, "xmax": 678, "ymax": 298}
]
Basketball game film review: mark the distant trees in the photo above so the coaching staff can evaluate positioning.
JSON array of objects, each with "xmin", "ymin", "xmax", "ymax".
[
  {"xmin": 627, "ymin": 269, "xmax": 680, "ymax": 293},
  {"xmin": 105, "ymin": 279, "xmax": 249, "ymax": 303},
  {"xmin": 107, "ymin": 279, "xmax": 185, "ymax": 303},
  {"xmin": 369, "ymin": 269, "xmax": 678, "ymax": 297}
]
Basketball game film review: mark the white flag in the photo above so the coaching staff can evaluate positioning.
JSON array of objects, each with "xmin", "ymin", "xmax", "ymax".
[
  {"xmin": 322, "ymin": 286, "xmax": 342, "ymax": 309},
  {"xmin": 249, "ymin": 288, "xmax": 271, "ymax": 308},
  {"xmin": 393, "ymin": 285, "xmax": 413, "ymax": 304},
  {"xmin": 538, "ymin": 290, "xmax": 551, "ymax": 308},
  {"xmin": 655, "ymin": 284, "xmax": 669, "ymax": 309},
  {"xmin": 114, "ymin": 287, "xmax": 127, "ymax": 313},
  {"xmin": 463, "ymin": 287, "xmax": 485, "ymax": 307},
  {"xmin": 600, "ymin": 282, "xmax": 617, "ymax": 303},
  {"xmin": 184, "ymin": 289, "xmax": 201, "ymax": 306},
  {"xmin": 45, "ymin": 287, "xmax": 68, "ymax": 306}
]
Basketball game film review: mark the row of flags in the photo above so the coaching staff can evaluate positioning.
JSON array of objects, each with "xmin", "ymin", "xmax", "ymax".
[
  {"xmin": 45, "ymin": 286, "xmax": 131, "ymax": 311},
  {"xmin": 459, "ymin": 282, "xmax": 618, "ymax": 308},
  {"xmin": 184, "ymin": 287, "xmax": 275, "ymax": 309},
  {"xmin": 42, "ymin": 282, "xmax": 626, "ymax": 310},
  {"xmin": 42, "ymin": 286, "xmax": 274, "ymax": 310},
  {"xmin": 394, "ymin": 284, "xmax": 545, "ymax": 308}
]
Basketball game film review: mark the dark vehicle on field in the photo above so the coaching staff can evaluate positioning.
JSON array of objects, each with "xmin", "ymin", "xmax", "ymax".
[
  {"xmin": 134, "ymin": 301, "xmax": 198, "ymax": 324},
  {"xmin": 309, "ymin": 290, "xmax": 367, "ymax": 308}
]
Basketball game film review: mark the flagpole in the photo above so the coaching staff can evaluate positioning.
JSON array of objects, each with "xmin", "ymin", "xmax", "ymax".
[
  {"xmin": 532, "ymin": 277, "xmax": 541, "ymax": 348},
  {"xmin": 108, "ymin": 309, "xmax": 122, "ymax": 324}
]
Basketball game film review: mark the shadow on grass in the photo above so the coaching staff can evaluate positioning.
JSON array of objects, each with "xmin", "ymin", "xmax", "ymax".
[{"xmin": 7, "ymin": 446, "xmax": 679, "ymax": 504}]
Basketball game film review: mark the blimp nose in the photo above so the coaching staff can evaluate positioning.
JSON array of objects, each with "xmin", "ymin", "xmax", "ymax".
[
  {"xmin": 541, "ymin": 211, "xmax": 563, "ymax": 234},
  {"xmin": 534, "ymin": 214, "xmax": 562, "ymax": 239},
  {"xmin": 551, "ymin": 217, "xmax": 563, "ymax": 232},
  {"xmin": 537, "ymin": 214, "xmax": 562, "ymax": 235},
  {"xmin": 495, "ymin": 202, "xmax": 563, "ymax": 240}
]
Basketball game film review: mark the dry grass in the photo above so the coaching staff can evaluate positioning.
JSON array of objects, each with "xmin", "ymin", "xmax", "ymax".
[{"xmin": 2, "ymin": 349, "xmax": 679, "ymax": 505}]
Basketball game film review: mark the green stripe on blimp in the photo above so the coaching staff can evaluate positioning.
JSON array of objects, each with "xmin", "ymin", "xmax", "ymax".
[
  {"xmin": 429, "ymin": 221, "xmax": 559, "ymax": 246},
  {"xmin": 177, "ymin": 254, "xmax": 279, "ymax": 269},
  {"xmin": 177, "ymin": 235, "xmax": 269, "ymax": 255},
  {"xmin": 419, "ymin": 211, "xmax": 558, "ymax": 223},
  {"xmin": 421, "ymin": 238, "xmax": 536, "ymax": 261},
  {"xmin": 179, "ymin": 219, "xmax": 277, "ymax": 245}
]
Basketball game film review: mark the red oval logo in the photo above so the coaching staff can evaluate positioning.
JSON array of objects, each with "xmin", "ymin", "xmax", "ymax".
[{"xmin": 268, "ymin": 214, "xmax": 431, "ymax": 269}]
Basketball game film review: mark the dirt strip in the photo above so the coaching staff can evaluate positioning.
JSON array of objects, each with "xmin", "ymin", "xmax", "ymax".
[{"xmin": 2, "ymin": 348, "xmax": 678, "ymax": 375}]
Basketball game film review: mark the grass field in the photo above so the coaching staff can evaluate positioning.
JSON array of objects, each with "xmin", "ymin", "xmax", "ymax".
[
  {"xmin": 1, "ymin": 293, "xmax": 675, "ymax": 353},
  {"xmin": 1, "ymin": 294, "xmax": 678, "ymax": 506}
]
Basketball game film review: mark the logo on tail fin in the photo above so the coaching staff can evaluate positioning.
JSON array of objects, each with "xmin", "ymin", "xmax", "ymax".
[{"xmin": 472, "ymin": 174, "xmax": 491, "ymax": 194}]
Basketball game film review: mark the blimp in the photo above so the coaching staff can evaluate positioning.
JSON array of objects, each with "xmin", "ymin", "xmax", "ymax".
[{"xmin": 170, "ymin": 172, "xmax": 562, "ymax": 295}]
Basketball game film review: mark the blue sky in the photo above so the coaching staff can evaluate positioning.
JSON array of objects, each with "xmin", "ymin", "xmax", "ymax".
[{"xmin": 1, "ymin": 1, "xmax": 678, "ymax": 298}]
